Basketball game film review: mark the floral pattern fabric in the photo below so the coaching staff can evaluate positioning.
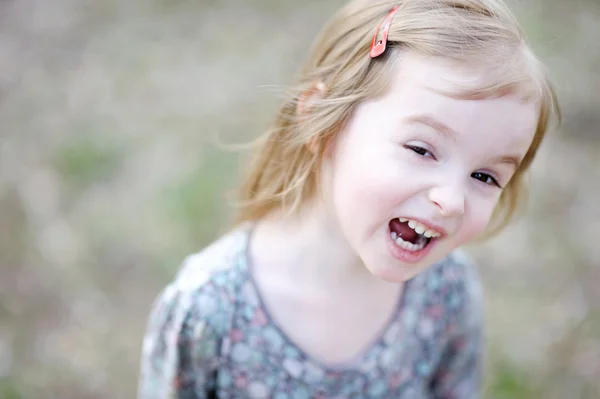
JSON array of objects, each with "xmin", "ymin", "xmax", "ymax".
[{"xmin": 138, "ymin": 224, "xmax": 483, "ymax": 398}]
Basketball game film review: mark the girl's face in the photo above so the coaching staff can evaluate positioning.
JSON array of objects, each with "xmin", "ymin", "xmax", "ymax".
[{"xmin": 321, "ymin": 53, "xmax": 539, "ymax": 283}]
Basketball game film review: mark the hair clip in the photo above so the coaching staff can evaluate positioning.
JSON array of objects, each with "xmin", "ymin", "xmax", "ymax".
[{"xmin": 369, "ymin": 5, "xmax": 400, "ymax": 58}]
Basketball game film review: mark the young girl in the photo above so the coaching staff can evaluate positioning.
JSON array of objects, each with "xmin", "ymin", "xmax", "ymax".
[{"xmin": 138, "ymin": 0, "xmax": 559, "ymax": 397}]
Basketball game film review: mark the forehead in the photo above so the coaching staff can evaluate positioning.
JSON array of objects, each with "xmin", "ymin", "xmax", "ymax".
[{"xmin": 378, "ymin": 53, "xmax": 539, "ymax": 153}]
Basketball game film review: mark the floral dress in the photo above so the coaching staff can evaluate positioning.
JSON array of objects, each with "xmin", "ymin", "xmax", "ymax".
[{"xmin": 138, "ymin": 224, "xmax": 483, "ymax": 398}]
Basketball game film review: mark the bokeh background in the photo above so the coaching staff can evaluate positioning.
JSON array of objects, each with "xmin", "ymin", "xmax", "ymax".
[{"xmin": 1, "ymin": 0, "xmax": 598, "ymax": 398}]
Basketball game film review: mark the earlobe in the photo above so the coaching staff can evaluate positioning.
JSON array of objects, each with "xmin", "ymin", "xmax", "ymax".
[
  {"xmin": 298, "ymin": 81, "xmax": 326, "ymax": 154},
  {"xmin": 309, "ymin": 129, "xmax": 337, "ymax": 157},
  {"xmin": 307, "ymin": 137, "xmax": 319, "ymax": 154}
]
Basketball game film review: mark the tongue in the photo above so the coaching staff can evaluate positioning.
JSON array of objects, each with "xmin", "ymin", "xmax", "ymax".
[{"xmin": 390, "ymin": 219, "xmax": 419, "ymax": 243}]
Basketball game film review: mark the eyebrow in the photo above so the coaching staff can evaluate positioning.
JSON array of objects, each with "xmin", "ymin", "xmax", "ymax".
[
  {"xmin": 491, "ymin": 154, "xmax": 522, "ymax": 169},
  {"xmin": 403, "ymin": 113, "xmax": 522, "ymax": 169},
  {"xmin": 404, "ymin": 114, "xmax": 458, "ymax": 142}
]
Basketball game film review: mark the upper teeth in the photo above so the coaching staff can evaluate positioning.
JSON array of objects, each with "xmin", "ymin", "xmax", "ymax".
[{"xmin": 400, "ymin": 218, "xmax": 441, "ymax": 238}]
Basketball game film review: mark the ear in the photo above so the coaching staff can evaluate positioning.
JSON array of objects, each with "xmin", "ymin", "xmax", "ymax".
[
  {"xmin": 297, "ymin": 81, "xmax": 326, "ymax": 154},
  {"xmin": 297, "ymin": 81, "xmax": 326, "ymax": 117}
]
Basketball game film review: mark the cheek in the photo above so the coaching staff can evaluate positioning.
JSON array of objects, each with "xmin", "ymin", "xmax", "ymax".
[
  {"xmin": 459, "ymin": 198, "xmax": 498, "ymax": 241},
  {"xmin": 329, "ymin": 147, "xmax": 401, "ymax": 233},
  {"xmin": 332, "ymin": 162, "xmax": 392, "ymax": 221},
  {"xmin": 334, "ymin": 152, "xmax": 400, "ymax": 210}
]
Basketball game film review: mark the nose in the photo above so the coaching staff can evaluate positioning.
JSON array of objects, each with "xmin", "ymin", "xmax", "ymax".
[{"xmin": 428, "ymin": 183, "xmax": 465, "ymax": 217}]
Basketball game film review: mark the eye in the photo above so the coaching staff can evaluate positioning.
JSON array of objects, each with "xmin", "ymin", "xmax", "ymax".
[
  {"xmin": 406, "ymin": 145, "xmax": 435, "ymax": 159},
  {"xmin": 471, "ymin": 172, "xmax": 502, "ymax": 188}
]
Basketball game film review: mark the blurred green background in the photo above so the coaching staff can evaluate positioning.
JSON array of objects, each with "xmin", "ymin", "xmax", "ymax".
[{"xmin": 1, "ymin": 0, "xmax": 598, "ymax": 398}]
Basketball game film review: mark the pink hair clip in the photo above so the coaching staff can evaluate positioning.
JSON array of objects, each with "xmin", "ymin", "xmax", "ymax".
[{"xmin": 369, "ymin": 5, "xmax": 400, "ymax": 58}]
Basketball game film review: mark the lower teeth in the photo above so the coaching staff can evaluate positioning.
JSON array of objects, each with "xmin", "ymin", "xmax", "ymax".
[{"xmin": 391, "ymin": 232, "xmax": 426, "ymax": 252}]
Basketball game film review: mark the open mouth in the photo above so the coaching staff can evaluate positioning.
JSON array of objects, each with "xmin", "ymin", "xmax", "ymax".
[{"xmin": 388, "ymin": 218, "xmax": 442, "ymax": 252}]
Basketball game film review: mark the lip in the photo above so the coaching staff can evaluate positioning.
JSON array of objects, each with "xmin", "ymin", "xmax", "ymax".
[
  {"xmin": 386, "ymin": 217, "xmax": 446, "ymax": 264},
  {"xmin": 396, "ymin": 216, "xmax": 448, "ymax": 238},
  {"xmin": 386, "ymin": 225, "xmax": 439, "ymax": 264}
]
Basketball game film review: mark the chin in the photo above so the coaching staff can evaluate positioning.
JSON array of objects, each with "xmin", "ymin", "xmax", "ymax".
[
  {"xmin": 362, "ymin": 257, "xmax": 424, "ymax": 283},
  {"xmin": 359, "ymin": 231, "xmax": 453, "ymax": 283}
]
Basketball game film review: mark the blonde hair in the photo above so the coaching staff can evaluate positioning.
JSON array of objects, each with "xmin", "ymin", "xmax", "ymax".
[{"xmin": 234, "ymin": 0, "xmax": 560, "ymax": 236}]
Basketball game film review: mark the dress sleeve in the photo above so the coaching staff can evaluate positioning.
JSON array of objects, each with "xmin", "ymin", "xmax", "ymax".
[
  {"xmin": 137, "ymin": 284, "xmax": 221, "ymax": 399},
  {"xmin": 430, "ymin": 262, "xmax": 485, "ymax": 399}
]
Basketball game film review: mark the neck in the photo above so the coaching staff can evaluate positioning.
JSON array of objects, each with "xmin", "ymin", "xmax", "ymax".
[{"xmin": 251, "ymin": 200, "xmax": 380, "ymax": 287}]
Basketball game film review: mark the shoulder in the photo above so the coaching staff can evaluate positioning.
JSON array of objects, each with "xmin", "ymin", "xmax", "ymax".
[
  {"xmin": 139, "ymin": 226, "xmax": 251, "ymax": 396},
  {"xmin": 145, "ymin": 224, "xmax": 251, "ymax": 338},
  {"xmin": 432, "ymin": 248, "xmax": 483, "ymax": 300},
  {"xmin": 172, "ymin": 223, "xmax": 250, "ymax": 292},
  {"xmin": 428, "ymin": 248, "xmax": 484, "ymax": 330},
  {"xmin": 424, "ymin": 250, "xmax": 485, "ymax": 397}
]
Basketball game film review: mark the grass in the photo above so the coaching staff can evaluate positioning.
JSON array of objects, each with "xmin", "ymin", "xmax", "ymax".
[
  {"xmin": 162, "ymin": 149, "xmax": 239, "ymax": 239},
  {"xmin": 487, "ymin": 357, "xmax": 542, "ymax": 399},
  {"xmin": 0, "ymin": 378, "xmax": 24, "ymax": 399},
  {"xmin": 53, "ymin": 127, "xmax": 126, "ymax": 191}
]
